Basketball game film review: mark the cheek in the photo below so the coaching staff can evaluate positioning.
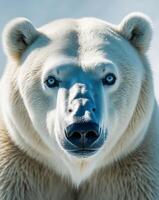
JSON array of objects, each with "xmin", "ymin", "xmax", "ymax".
[
  {"xmin": 107, "ymin": 83, "xmax": 141, "ymax": 138},
  {"xmin": 46, "ymin": 110, "xmax": 57, "ymax": 137},
  {"xmin": 18, "ymin": 78, "xmax": 50, "ymax": 133}
]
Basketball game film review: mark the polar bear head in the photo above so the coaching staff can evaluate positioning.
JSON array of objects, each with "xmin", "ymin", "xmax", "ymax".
[{"xmin": 1, "ymin": 13, "xmax": 154, "ymax": 185}]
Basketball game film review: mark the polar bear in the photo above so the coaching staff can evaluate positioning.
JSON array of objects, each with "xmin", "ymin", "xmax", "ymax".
[{"xmin": 0, "ymin": 12, "xmax": 159, "ymax": 200}]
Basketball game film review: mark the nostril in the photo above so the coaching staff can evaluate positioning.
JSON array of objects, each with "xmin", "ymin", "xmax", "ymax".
[
  {"xmin": 68, "ymin": 108, "xmax": 73, "ymax": 113},
  {"xmin": 85, "ymin": 131, "xmax": 98, "ymax": 141},
  {"xmin": 68, "ymin": 131, "xmax": 81, "ymax": 141}
]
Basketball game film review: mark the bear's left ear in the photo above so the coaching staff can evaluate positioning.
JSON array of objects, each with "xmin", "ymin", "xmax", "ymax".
[
  {"xmin": 117, "ymin": 12, "xmax": 153, "ymax": 53},
  {"xmin": 2, "ymin": 17, "xmax": 39, "ymax": 60}
]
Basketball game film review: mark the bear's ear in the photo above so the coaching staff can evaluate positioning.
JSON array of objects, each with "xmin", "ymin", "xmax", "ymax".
[
  {"xmin": 118, "ymin": 12, "xmax": 153, "ymax": 53},
  {"xmin": 2, "ymin": 18, "xmax": 39, "ymax": 60}
]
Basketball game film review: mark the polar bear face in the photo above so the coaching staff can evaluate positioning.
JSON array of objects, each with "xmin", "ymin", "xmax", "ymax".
[{"xmin": 1, "ymin": 13, "xmax": 154, "ymax": 184}]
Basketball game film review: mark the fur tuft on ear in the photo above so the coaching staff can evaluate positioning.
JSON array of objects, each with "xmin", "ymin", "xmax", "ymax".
[
  {"xmin": 118, "ymin": 12, "xmax": 153, "ymax": 53},
  {"xmin": 2, "ymin": 18, "xmax": 39, "ymax": 60}
]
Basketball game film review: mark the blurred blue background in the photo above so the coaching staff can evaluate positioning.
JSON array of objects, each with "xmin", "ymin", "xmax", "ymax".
[{"xmin": 0, "ymin": 0, "xmax": 158, "ymax": 97}]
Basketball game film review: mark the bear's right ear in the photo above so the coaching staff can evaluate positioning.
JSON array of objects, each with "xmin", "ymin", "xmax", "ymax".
[{"xmin": 2, "ymin": 18, "xmax": 39, "ymax": 60}]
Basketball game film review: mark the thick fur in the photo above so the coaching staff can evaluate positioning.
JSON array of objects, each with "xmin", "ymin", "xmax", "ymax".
[{"xmin": 0, "ymin": 12, "xmax": 159, "ymax": 199}]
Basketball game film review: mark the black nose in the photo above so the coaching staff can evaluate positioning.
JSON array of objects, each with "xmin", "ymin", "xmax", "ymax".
[{"xmin": 65, "ymin": 122, "xmax": 99, "ymax": 148}]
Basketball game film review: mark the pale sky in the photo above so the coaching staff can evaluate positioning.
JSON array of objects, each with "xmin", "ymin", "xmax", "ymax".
[{"xmin": 0, "ymin": 0, "xmax": 158, "ymax": 98}]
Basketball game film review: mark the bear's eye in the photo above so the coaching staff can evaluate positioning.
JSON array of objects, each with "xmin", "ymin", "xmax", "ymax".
[
  {"xmin": 102, "ymin": 73, "xmax": 116, "ymax": 86},
  {"xmin": 45, "ymin": 76, "xmax": 59, "ymax": 88}
]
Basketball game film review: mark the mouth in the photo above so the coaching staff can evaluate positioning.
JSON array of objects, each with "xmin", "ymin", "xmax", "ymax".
[{"xmin": 66, "ymin": 148, "xmax": 98, "ymax": 157}]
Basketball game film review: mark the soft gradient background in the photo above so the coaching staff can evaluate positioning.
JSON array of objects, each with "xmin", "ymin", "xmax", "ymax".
[{"xmin": 0, "ymin": 0, "xmax": 158, "ymax": 98}]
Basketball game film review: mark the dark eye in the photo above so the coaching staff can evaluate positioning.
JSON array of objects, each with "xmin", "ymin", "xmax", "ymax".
[
  {"xmin": 102, "ymin": 73, "xmax": 116, "ymax": 86},
  {"xmin": 45, "ymin": 76, "xmax": 59, "ymax": 88}
]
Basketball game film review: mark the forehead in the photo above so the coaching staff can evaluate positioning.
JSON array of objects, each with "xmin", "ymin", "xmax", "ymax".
[
  {"xmin": 29, "ymin": 18, "xmax": 142, "ymax": 73},
  {"xmin": 39, "ymin": 18, "xmax": 120, "ymax": 59}
]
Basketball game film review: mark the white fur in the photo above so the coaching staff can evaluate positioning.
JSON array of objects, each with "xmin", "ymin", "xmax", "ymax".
[
  {"xmin": 118, "ymin": 12, "xmax": 153, "ymax": 52},
  {"xmin": 0, "ymin": 12, "xmax": 158, "ymax": 199},
  {"xmin": 2, "ymin": 18, "xmax": 39, "ymax": 59}
]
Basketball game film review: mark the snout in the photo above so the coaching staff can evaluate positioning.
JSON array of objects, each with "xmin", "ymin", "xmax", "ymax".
[
  {"xmin": 63, "ymin": 121, "xmax": 107, "ymax": 157},
  {"xmin": 57, "ymin": 82, "xmax": 107, "ymax": 157}
]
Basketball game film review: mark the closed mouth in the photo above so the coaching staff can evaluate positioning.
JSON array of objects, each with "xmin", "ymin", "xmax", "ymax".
[{"xmin": 67, "ymin": 148, "xmax": 97, "ymax": 157}]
